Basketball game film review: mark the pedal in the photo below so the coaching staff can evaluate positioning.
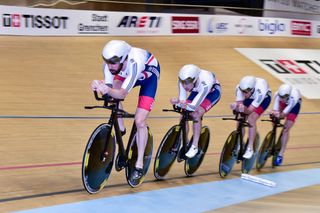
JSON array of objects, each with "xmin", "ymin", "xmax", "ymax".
[
  {"xmin": 177, "ymin": 150, "xmax": 186, "ymax": 162},
  {"xmin": 116, "ymin": 161, "xmax": 126, "ymax": 170}
]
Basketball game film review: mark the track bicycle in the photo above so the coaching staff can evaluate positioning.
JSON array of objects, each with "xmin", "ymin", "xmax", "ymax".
[
  {"xmin": 219, "ymin": 111, "xmax": 260, "ymax": 178},
  {"xmin": 154, "ymin": 106, "xmax": 210, "ymax": 179},
  {"xmin": 82, "ymin": 91, "xmax": 153, "ymax": 193},
  {"xmin": 256, "ymin": 115, "xmax": 284, "ymax": 171}
]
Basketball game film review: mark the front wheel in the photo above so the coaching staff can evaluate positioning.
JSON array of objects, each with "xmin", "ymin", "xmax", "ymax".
[
  {"xmin": 256, "ymin": 131, "xmax": 274, "ymax": 171},
  {"xmin": 154, "ymin": 125, "xmax": 181, "ymax": 180},
  {"xmin": 219, "ymin": 131, "xmax": 239, "ymax": 178},
  {"xmin": 82, "ymin": 124, "xmax": 115, "ymax": 194},
  {"xmin": 184, "ymin": 126, "xmax": 210, "ymax": 176},
  {"xmin": 242, "ymin": 133, "xmax": 260, "ymax": 174},
  {"xmin": 126, "ymin": 127, "xmax": 153, "ymax": 188}
]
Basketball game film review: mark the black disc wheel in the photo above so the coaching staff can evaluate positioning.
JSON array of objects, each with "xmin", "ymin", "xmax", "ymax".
[
  {"xmin": 219, "ymin": 131, "xmax": 239, "ymax": 178},
  {"xmin": 184, "ymin": 126, "xmax": 210, "ymax": 176},
  {"xmin": 82, "ymin": 124, "xmax": 115, "ymax": 194},
  {"xmin": 242, "ymin": 133, "xmax": 260, "ymax": 174},
  {"xmin": 256, "ymin": 131, "xmax": 274, "ymax": 171},
  {"xmin": 154, "ymin": 125, "xmax": 182, "ymax": 180},
  {"xmin": 126, "ymin": 127, "xmax": 153, "ymax": 188}
]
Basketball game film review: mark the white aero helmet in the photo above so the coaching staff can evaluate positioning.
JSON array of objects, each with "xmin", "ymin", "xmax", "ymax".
[
  {"xmin": 102, "ymin": 40, "xmax": 131, "ymax": 64},
  {"xmin": 178, "ymin": 64, "xmax": 201, "ymax": 84},
  {"xmin": 239, "ymin": 75, "xmax": 256, "ymax": 93},
  {"xmin": 278, "ymin": 84, "xmax": 292, "ymax": 98}
]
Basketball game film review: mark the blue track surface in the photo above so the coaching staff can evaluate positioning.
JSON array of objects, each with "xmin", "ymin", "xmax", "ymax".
[{"xmin": 16, "ymin": 168, "xmax": 320, "ymax": 213}]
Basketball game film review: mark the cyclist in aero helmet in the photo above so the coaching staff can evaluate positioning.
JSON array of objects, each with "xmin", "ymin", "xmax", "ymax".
[
  {"xmin": 230, "ymin": 75, "xmax": 272, "ymax": 159},
  {"xmin": 171, "ymin": 64, "xmax": 221, "ymax": 158},
  {"xmin": 91, "ymin": 40, "xmax": 160, "ymax": 184},
  {"xmin": 270, "ymin": 84, "xmax": 302, "ymax": 166}
]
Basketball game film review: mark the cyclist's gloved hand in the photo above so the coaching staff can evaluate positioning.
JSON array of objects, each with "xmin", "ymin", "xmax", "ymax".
[
  {"xmin": 230, "ymin": 102, "xmax": 237, "ymax": 110},
  {"xmin": 173, "ymin": 104, "xmax": 181, "ymax": 112},
  {"xmin": 91, "ymin": 80, "xmax": 103, "ymax": 91},
  {"xmin": 170, "ymin": 97, "xmax": 179, "ymax": 105}
]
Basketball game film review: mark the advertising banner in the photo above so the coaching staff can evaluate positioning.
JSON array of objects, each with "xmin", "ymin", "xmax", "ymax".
[{"xmin": 236, "ymin": 48, "xmax": 320, "ymax": 99}]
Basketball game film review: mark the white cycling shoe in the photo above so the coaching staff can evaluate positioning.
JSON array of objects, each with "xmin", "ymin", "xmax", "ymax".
[
  {"xmin": 185, "ymin": 145, "xmax": 198, "ymax": 158},
  {"xmin": 243, "ymin": 147, "xmax": 254, "ymax": 159}
]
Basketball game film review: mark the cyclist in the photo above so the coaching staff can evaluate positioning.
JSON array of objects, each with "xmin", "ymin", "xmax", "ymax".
[
  {"xmin": 270, "ymin": 84, "xmax": 302, "ymax": 166},
  {"xmin": 170, "ymin": 64, "xmax": 221, "ymax": 158},
  {"xmin": 91, "ymin": 40, "xmax": 160, "ymax": 181},
  {"xmin": 230, "ymin": 76, "xmax": 271, "ymax": 159}
]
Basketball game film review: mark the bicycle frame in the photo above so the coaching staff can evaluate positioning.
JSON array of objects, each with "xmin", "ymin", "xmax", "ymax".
[
  {"xmin": 86, "ymin": 92, "xmax": 135, "ymax": 165},
  {"xmin": 219, "ymin": 111, "xmax": 258, "ymax": 178},
  {"xmin": 163, "ymin": 107, "xmax": 193, "ymax": 158},
  {"xmin": 223, "ymin": 112, "xmax": 250, "ymax": 159},
  {"xmin": 261, "ymin": 116, "xmax": 284, "ymax": 158}
]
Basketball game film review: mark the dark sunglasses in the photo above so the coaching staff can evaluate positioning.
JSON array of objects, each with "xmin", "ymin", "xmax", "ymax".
[
  {"xmin": 103, "ymin": 56, "xmax": 121, "ymax": 65},
  {"xmin": 179, "ymin": 77, "xmax": 195, "ymax": 85}
]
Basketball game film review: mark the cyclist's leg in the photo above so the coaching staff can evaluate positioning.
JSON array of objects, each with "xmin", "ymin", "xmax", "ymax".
[
  {"xmin": 192, "ymin": 85, "xmax": 221, "ymax": 148},
  {"xmin": 279, "ymin": 101, "xmax": 301, "ymax": 157},
  {"xmin": 134, "ymin": 108, "xmax": 150, "ymax": 169},
  {"xmin": 190, "ymin": 108, "xmax": 205, "ymax": 147},
  {"xmin": 246, "ymin": 112, "xmax": 259, "ymax": 150},
  {"xmin": 186, "ymin": 86, "xmax": 221, "ymax": 158},
  {"xmin": 134, "ymin": 73, "xmax": 158, "ymax": 169},
  {"xmin": 279, "ymin": 119, "xmax": 294, "ymax": 156},
  {"xmin": 243, "ymin": 95, "xmax": 271, "ymax": 158},
  {"xmin": 113, "ymin": 78, "xmax": 126, "ymax": 133}
]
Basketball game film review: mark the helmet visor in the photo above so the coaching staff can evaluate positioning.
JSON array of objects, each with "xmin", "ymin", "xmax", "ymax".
[
  {"xmin": 179, "ymin": 77, "xmax": 195, "ymax": 85},
  {"xmin": 240, "ymin": 87, "xmax": 253, "ymax": 94},
  {"xmin": 279, "ymin": 93, "xmax": 289, "ymax": 99},
  {"xmin": 103, "ymin": 55, "xmax": 121, "ymax": 64}
]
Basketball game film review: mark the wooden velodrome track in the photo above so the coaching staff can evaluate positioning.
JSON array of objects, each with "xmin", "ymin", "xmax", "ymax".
[{"xmin": 0, "ymin": 36, "xmax": 320, "ymax": 212}]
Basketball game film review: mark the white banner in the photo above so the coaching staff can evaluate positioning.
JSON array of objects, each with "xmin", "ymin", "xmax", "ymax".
[
  {"xmin": 0, "ymin": 5, "xmax": 320, "ymax": 38},
  {"xmin": 0, "ymin": 5, "xmax": 171, "ymax": 36},
  {"xmin": 236, "ymin": 48, "xmax": 320, "ymax": 99}
]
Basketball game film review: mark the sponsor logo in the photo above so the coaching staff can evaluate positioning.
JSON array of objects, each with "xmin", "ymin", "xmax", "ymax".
[
  {"xmin": 260, "ymin": 59, "xmax": 320, "ymax": 85},
  {"xmin": 258, "ymin": 19, "xmax": 285, "ymax": 34},
  {"xmin": 260, "ymin": 59, "xmax": 320, "ymax": 74},
  {"xmin": 207, "ymin": 17, "xmax": 228, "ymax": 33},
  {"xmin": 118, "ymin": 16, "xmax": 161, "ymax": 28},
  {"xmin": 2, "ymin": 13, "xmax": 68, "ymax": 29},
  {"xmin": 171, "ymin": 16, "xmax": 199, "ymax": 33},
  {"xmin": 291, "ymin": 20, "xmax": 311, "ymax": 36},
  {"xmin": 234, "ymin": 18, "xmax": 253, "ymax": 34},
  {"xmin": 117, "ymin": 16, "xmax": 161, "ymax": 34},
  {"xmin": 78, "ymin": 14, "xmax": 108, "ymax": 34}
]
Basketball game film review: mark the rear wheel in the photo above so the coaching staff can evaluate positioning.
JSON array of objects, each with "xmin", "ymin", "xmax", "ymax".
[
  {"xmin": 242, "ymin": 133, "xmax": 260, "ymax": 174},
  {"xmin": 126, "ymin": 127, "xmax": 153, "ymax": 187},
  {"xmin": 82, "ymin": 124, "xmax": 115, "ymax": 194},
  {"xmin": 154, "ymin": 125, "xmax": 181, "ymax": 180},
  {"xmin": 256, "ymin": 131, "xmax": 274, "ymax": 171},
  {"xmin": 219, "ymin": 131, "xmax": 239, "ymax": 178},
  {"xmin": 184, "ymin": 126, "xmax": 210, "ymax": 176}
]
